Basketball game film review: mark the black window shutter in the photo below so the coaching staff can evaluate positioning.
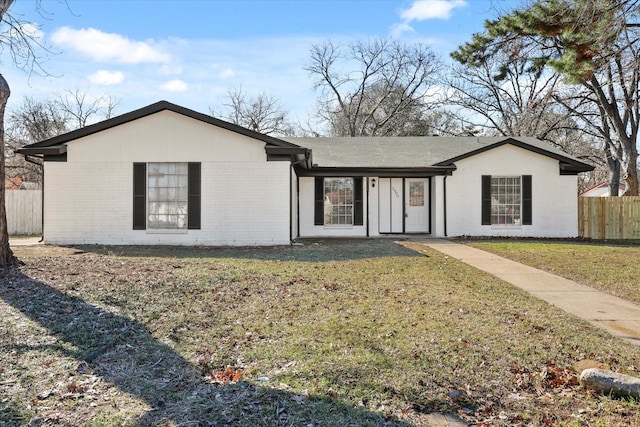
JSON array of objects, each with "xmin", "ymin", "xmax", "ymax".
[
  {"xmin": 481, "ymin": 175, "xmax": 491, "ymax": 225},
  {"xmin": 133, "ymin": 163, "xmax": 146, "ymax": 230},
  {"xmin": 188, "ymin": 163, "xmax": 201, "ymax": 230},
  {"xmin": 354, "ymin": 177, "xmax": 363, "ymax": 226},
  {"xmin": 522, "ymin": 175, "xmax": 532, "ymax": 225},
  {"xmin": 314, "ymin": 177, "xmax": 324, "ymax": 226}
]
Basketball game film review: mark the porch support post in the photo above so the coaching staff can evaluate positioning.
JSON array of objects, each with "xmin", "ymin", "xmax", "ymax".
[{"xmin": 431, "ymin": 176, "xmax": 447, "ymax": 237}]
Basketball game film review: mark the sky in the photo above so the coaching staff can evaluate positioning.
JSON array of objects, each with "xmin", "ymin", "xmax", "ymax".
[{"xmin": 1, "ymin": 0, "xmax": 517, "ymax": 126}]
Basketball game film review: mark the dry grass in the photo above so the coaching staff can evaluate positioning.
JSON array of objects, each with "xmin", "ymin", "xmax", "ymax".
[
  {"xmin": 1, "ymin": 239, "xmax": 640, "ymax": 426},
  {"xmin": 464, "ymin": 239, "xmax": 640, "ymax": 305}
]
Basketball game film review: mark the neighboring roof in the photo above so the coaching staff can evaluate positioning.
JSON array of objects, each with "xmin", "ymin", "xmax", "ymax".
[
  {"xmin": 580, "ymin": 181, "xmax": 627, "ymax": 197},
  {"xmin": 17, "ymin": 100, "xmax": 304, "ymax": 157},
  {"xmin": 284, "ymin": 136, "xmax": 594, "ymax": 174}
]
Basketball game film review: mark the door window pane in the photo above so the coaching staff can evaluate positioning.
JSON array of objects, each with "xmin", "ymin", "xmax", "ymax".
[{"xmin": 409, "ymin": 182, "xmax": 424, "ymax": 206}]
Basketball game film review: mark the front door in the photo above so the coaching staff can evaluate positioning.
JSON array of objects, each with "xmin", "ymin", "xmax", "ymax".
[
  {"xmin": 405, "ymin": 178, "xmax": 429, "ymax": 233},
  {"xmin": 378, "ymin": 178, "xmax": 429, "ymax": 233},
  {"xmin": 378, "ymin": 178, "xmax": 404, "ymax": 233}
]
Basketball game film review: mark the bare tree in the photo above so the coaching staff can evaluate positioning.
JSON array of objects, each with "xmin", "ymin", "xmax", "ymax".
[
  {"xmin": 57, "ymin": 89, "xmax": 119, "ymax": 128},
  {"xmin": 0, "ymin": 0, "xmax": 52, "ymax": 267},
  {"xmin": 306, "ymin": 38, "xmax": 443, "ymax": 137},
  {"xmin": 7, "ymin": 97, "xmax": 68, "ymax": 143},
  {"xmin": 449, "ymin": 43, "xmax": 573, "ymax": 139},
  {"xmin": 6, "ymin": 91, "xmax": 120, "ymax": 187},
  {"xmin": 5, "ymin": 97, "xmax": 66, "ymax": 185},
  {"xmin": 212, "ymin": 87, "xmax": 294, "ymax": 136}
]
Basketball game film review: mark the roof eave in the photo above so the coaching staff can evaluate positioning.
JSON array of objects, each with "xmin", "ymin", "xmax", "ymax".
[
  {"xmin": 295, "ymin": 165, "xmax": 455, "ymax": 177},
  {"xmin": 265, "ymin": 146, "xmax": 311, "ymax": 165},
  {"xmin": 560, "ymin": 162, "xmax": 595, "ymax": 175},
  {"xmin": 16, "ymin": 145, "xmax": 67, "ymax": 156}
]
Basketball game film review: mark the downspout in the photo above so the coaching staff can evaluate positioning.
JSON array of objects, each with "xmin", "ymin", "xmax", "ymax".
[
  {"xmin": 428, "ymin": 176, "xmax": 432, "ymax": 235},
  {"xmin": 289, "ymin": 157, "xmax": 307, "ymax": 244},
  {"xmin": 25, "ymin": 155, "xmax": 44, "ymax": 242},
  {"xmin": 443, "ymin": 175, "xmax": 448, "ymax": 237},
  {"xmin": 296, "ymin": 173, "xmax": 300, "ymax": 241}
]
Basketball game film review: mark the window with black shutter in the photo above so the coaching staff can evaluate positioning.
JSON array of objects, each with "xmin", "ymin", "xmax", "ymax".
[
  {"xmin": 314, "ymin": 177, "xmax": 364, "ymax": 226},
  {"xmin": 133, "ymin": 162, "xmax": 201, "ymax": 231},
  {"xmin": 481, "ymin": 175, "xmax": 532, "ymax": 226}
]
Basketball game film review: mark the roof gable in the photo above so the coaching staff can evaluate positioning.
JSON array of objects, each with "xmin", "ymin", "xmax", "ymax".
[
  {"xmin": 432, "ymin": 137, "xmax": 593, "ymax": 174},
  {"xmin": 18, "ymin": 100, "xmax": 302, "ymax": 157}
]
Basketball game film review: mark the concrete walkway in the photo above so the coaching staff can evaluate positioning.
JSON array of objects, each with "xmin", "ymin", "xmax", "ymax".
[
  {"xmin": 415, "ymin": 238, "xmax": 640, "ymax": 347},
  {"xmin": 9, "ymin": 236, "xmax": 43, "ymax": 246}
]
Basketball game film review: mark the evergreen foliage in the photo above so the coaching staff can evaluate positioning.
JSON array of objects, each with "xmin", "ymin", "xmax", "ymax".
[{"xmin": 452, "ymin": 0, "xmax": 633, "ymax": 83}]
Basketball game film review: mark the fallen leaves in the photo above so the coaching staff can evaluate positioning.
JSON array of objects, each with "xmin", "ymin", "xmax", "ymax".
[
  {"xmin": 66, "ymin": 379, "xmax": 85, "ymax": 394},
  {"xmin": 43, "ymin": 358, "xmax": 56, "ymax": 367},
  {"xmin": 510, "ymin": 360, "xmax": 579, "ymax": 395},
  {"xmin": 210, "ymin": 367, "xmax": 243, "ymax": 385},
  {"xmin": 541, "ymin": 361, "xmax": 579, "ymax": 390}
]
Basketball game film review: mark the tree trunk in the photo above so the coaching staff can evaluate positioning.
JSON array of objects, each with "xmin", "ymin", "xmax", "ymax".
[
  {"xmin": 623, "ymin": 140, "xmax": 639, "ymax": 196},
  {"xmin": 625, "ymin": 158, "xmax": 639, "ymax": 196},
  {"xmin": 0, "ymin": 73, "xmax": 18, "ymax": 267},
  {"xmin": 606, "ymin": 147, "xmax": 621, "ymax": 197}
]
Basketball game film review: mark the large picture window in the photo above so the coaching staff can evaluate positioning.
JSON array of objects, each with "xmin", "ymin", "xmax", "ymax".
[
  {"xmin": 133, "ymin": 162, "xmax": 201, "ymax": 231},
  {"xmin": 482, "ymin": 175, "xmax": 532, "ymax": 226}
]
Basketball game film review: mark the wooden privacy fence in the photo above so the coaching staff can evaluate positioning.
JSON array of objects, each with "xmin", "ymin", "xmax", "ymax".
[
  {"xmin": 5, "ymin": 190, "xmax": 42, "ymax": 235},
  {"xmin": 578, "ymin": 196, "xmax": 640, "ymax": 239}
]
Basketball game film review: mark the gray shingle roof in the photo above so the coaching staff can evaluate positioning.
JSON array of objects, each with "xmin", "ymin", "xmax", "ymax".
[{"xmin": 282, "ymin": 136, "xmax": 591, "ymax": 170}]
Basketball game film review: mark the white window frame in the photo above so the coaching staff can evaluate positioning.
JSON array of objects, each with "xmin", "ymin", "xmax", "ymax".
[
  {"xmin": 323, "ymin": 177, "xmax": 354, "ymax": 226},
  {"xmin": 147, "ymin": 162, "xmax": 189, "ymax": 232},
  {"xmin": 490, "ymin": 176, "xmax": 522, "ymax": 227}
]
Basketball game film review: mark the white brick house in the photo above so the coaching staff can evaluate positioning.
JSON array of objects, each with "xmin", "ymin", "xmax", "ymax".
[{"xmin": 18, "ymin": 101, "xmax": 593, "ymax": 245}]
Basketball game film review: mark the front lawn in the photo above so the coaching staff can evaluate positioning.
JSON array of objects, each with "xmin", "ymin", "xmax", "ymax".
[{"xmin": 1, "ymin": 239, "xmax": 639, "ymax": 426}]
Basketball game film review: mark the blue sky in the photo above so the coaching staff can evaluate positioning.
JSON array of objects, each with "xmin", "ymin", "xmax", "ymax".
[{"xmin": 2, "ymin": 0, "xmax": 514, "ymax": 125}]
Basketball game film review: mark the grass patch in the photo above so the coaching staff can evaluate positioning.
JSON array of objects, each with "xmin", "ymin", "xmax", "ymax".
[
  {"xmin": 464, "ymin": 239, "xmax": 640, "ymax": 305},
  {"xmin": 2, "ymin": 239, "xmax": 640, "ymax": 426}
]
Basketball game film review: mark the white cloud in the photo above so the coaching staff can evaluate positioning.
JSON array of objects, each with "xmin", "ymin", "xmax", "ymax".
[
  {"xmin": 393, "ymin": 0, "xmax": 467, "ymax": 36},
  {"xmin": 400, "ymin": 0, "xmax": 467, "ymax": 21},
  {"xmin": 390, "ymin": 22, "xmax": 415, "ymax": 38},
  {"xmin": 160, "ymin": 79, "xmax": 188, "ymax": 92},
  {"xmin": 87, "ymin": 70, "xmax": 124, "ymax": 85},
  {"xmin": 51, "ymin": 26, "xmax": 171, "ymax": 64}
]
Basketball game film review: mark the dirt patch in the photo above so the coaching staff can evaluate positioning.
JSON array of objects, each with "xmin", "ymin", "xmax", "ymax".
[{"xmin": 14, "ymin": 238, "xmax": 422, "ymax": 262}]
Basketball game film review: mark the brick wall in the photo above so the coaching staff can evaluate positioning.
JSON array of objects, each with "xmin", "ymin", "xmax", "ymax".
[{"xmin": 44, "ymin": 111, "xmax": 291, "ymax": 246}]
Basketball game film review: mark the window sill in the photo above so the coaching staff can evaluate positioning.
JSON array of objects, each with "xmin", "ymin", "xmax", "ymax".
[{"xmin": 146, "ymin": 229, "xmax": 189, "ymax": 234}]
